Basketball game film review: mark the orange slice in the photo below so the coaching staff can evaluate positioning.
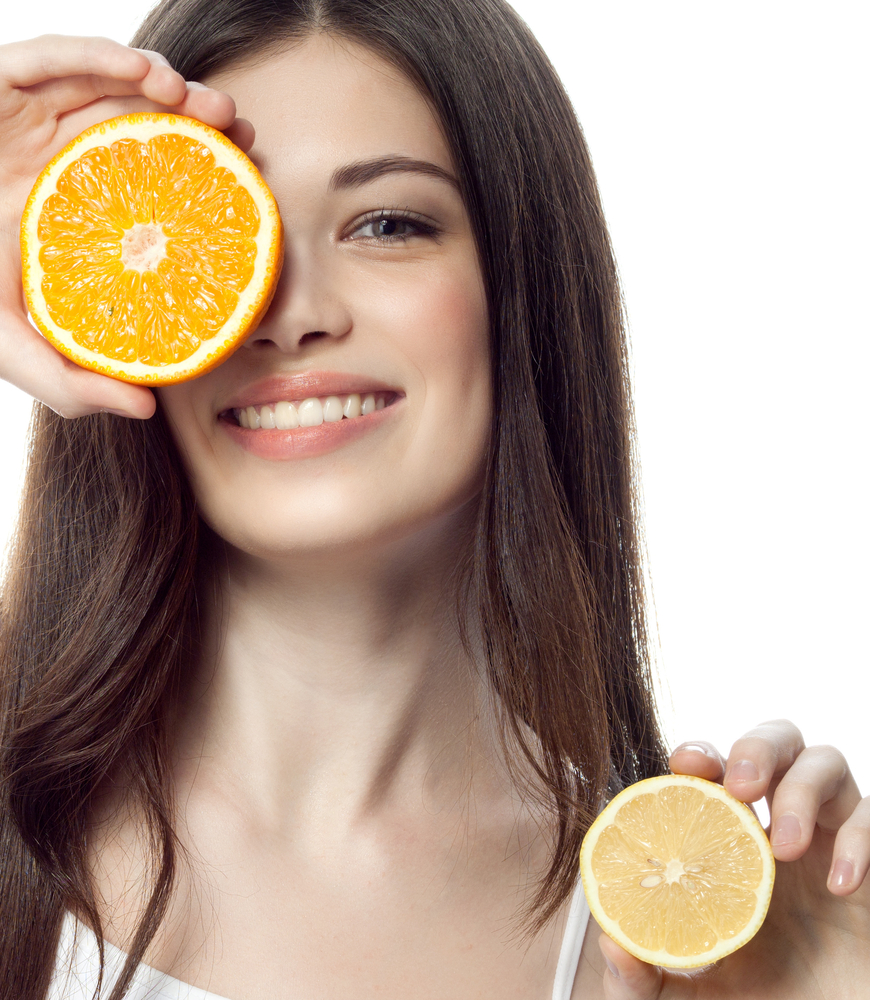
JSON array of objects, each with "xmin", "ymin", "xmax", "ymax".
[
  {"xmin": 20, "ymin": 113, "xmax": 283, "ymax": 384},
  {"xmin": 579, "ymin": 774, "xmax": 775, "ymax": 968}
]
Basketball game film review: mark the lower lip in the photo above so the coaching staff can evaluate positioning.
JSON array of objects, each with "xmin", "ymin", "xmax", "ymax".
[{"xmin": 220, "ymin": 399, "xmax": 401, "ymax": 460}]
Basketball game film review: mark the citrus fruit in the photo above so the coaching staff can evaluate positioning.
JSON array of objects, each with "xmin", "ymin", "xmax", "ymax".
[
  {"xmin": 579, "ymin": 773, "xmax": 775, "ymax": 968},
  {"xmin": 20, "ymin": 113, "xmax": 283, "ymax": 384}
]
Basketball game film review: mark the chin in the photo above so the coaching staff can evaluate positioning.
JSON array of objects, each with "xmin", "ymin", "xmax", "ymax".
[{"xmin": 201, "ymin": 486, "xmax": 483, "ymax": 569}]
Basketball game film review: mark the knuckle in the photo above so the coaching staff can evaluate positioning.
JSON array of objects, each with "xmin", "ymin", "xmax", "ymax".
[
  {"xmin": 838, "ymin": 807, "xmax": 870, "ymax": 839},
  {"xmin": 135, "ymin": 48, "xmax": 172, "ymax": 69},
  {"xmin": 757, "ymin": 718, "xmax": 804, "ymax": 741},
  {"xmin": 796, "ymin": 745, "xmax": 851, "ymax": 789},
  {"xmin": 79, "ymin": 36, "xmax": 128, "ymax": 74},
  {"xmin": 740, "ymin": 720, "xmax": 806, "ymax": 759},
  {"xmin": 776, "ymin": 776, "xmax": 822, "ymax": 802},
  {"xmin": 52, "ymin": 401, "xmax": 87, "ymax": 419},
  {"xmin": 853, "ymin": 796, "xmax": 870, "ymax": 826},
  {"xmin": 49, "ymin": 385, "xmax": 96, "ymax": 420},
  {"xmin": 805, "ymin": 744, "xmax": 848, "ymax": 771},
  {"xmin": 729, "ymin": 733, "xmax": 777, "ymax": 762}
]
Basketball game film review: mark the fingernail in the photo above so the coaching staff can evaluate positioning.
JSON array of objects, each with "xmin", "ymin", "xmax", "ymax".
[
  {"xmin": 673, "ymin": 742, "xmax": 714, "ymax": 756},
  {"xmin": 604, "ymin": 955, "xmax": 620, "ymax": 979},
  {"xmin": 727, "ymin": 759, "xmax": 759, "ymax": 783},
  {"xmin": 829, "ymin": 858, "xmax": 854, "ymax": 889},
  {"xmin": 100, "ymin": 407, "xmax": 129, "ymax": 418},
  {"xmin": 771, "ymin": 812, "xmax": 801, "ymax": 847}
]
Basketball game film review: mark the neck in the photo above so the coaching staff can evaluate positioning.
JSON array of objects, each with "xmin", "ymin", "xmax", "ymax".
[{"xmin": 172, "ymin": 522, "xmax": 509, "ymax": 839}]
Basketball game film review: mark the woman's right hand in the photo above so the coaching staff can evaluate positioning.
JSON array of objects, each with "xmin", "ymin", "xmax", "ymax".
[{"xmin": 0, "ymin": 34, "xmax": 253, "ymax": 418}]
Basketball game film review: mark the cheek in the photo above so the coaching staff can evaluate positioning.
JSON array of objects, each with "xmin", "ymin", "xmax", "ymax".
[
  {"xmin": 356, "ymin": 254, "xmax": 490, "ymax": 392},
  {"xmin": 155, "ymin": 382, "xmax": 222, "ymax": 495},
  {"xmin": 156, "ymin": 385, "xmax": 197, "ymax": 455},
  {"xmin": 418, "ymin": 272, "xmax": 490, "ymax": 389},
  {"xmin": 381, "ymin": 263, "xmax": 492, "ymax": 500}
]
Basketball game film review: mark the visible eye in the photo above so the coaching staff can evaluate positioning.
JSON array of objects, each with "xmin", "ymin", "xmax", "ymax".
[{"xmin": 348, "ymin": 210, "xmax": 439, "ymax": 244}]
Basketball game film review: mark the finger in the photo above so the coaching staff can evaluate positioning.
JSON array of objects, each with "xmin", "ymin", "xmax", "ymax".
[
  {"xmin": 767, "ymin": 744, "xmax": 861, "ymax": 861},
  {"xmin": 50, "ymin": 86, "xmax": 239, "ymax": 151},
  {"xmin": 32, "ymin": 47, "xmax": 198, "ymax": 118},
  {"xmin": 222, "ymin": 117, "xmax": 256, "ymax": 153},
  {"xmin": 6, "ymin": 40, "xmax": 218, "ymax": 120},
  {"xmin": 1, "ymin": 35, "xmax": 152, "ymax": 90},
  {"xmin": 669, "ymin": 741, "xmax": 726, "ymax": 782},
  {"xmin": 668, "ymin": 743, "xmax": 765, "ymax": 825},
  {"xmin": 599, "ymin": 935, "xmax": 664, "ymax": 1000},
  {"xmin": 129, "ymin": 51, "xmax": 237, "ymax": 125},
  {"xmin": 828, "ymin": 794, "xmax": 870, "ymax": 896},
  {"xmin": 170, "ymin": 81, "xmax": 238, "ymax": 131},
  {"xmin": 721, "ymin": 718, "xmax": 806, "ymax": 804},
  {"xmin": 28, "ymin": 68, "xmax": 184, "ymax": 118},
  {"xmin": 759, "ymin": 740, "xmax": 860, "ymax": 856},
  {"xmin": 598, "ymin": 935, "xmax": 700, "ymax": 1000},
  {"xmin": 0, "ymin": 313, "xmax": 155, "ymax": 419}
]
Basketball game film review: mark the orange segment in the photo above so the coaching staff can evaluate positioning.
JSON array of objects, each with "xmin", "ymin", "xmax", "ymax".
[
  {"xmin": 579, "ymin": 774, "xmax": 775, "ymax": 968},
  {"xmin": 21, "ymin": 113, "xmax": 283, "ymax": 384},
  {"xmin": 165, "ymin": 236, "xmax": 257, "ymax": 292},
  {"xmin": 111, "ymin": 136, "xmax": 156, "ymax": 226}
]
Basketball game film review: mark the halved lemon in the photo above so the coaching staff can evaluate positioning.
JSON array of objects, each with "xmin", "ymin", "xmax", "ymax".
[
  {"xmin": 579, "ymin": 774, "xmax": 775, "ymax": 968},
  {"xmin": 20, "ymin": 113, "xmax": 283, "ymax": 384}
]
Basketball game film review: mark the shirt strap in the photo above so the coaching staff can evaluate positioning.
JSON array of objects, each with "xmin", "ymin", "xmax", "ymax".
[{"xmin": 551, "ymin": 877, "xmax": 591, "ymax": 1000}]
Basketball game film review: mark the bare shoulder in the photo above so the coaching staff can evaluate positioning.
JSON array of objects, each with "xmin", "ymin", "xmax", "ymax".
[{"xmin": 85, "ymin": 780, "xmax": 194, "ymax": 959}]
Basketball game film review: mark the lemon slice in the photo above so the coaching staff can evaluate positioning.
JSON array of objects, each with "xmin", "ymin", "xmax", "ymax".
[
  {"xmin": 579, "ymin": 773, "xmax": 775, "ymax": 968},
  {"xmin": 21, "ymin": 113, "xmax": 283, "ymax": 384}
]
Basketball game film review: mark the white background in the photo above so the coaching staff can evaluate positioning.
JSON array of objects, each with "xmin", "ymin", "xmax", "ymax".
[{"xmin": 2, "ymin": 2, "xmax": 868, "ymax": 794}]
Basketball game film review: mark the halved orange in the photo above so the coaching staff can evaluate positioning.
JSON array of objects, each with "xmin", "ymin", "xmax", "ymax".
[
  {"xmin": 20, "ymin": 113, "xmax": 283, "ymax": 384},
  {"xmin": 579, "ymin": 774, "xmax": 775, "ymax": 968}
]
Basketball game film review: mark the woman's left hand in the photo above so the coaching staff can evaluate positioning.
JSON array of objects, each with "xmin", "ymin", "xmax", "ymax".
[{"xmin": 598, "ymin": 719, "xmax": 870, "ymax": 999}]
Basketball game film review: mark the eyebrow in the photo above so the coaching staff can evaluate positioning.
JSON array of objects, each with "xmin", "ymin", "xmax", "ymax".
[{"xmin": 329, "ymin": 155, "xmax": 460, "ymax": 193}]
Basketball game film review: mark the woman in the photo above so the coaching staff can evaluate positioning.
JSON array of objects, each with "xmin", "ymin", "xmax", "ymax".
[{"xmin": 0, "ymin": 1, "xmax": 867, "ymax": 998}]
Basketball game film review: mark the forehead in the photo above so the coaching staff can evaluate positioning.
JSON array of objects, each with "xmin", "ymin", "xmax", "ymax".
[{"xmin": 206, "ymin": 34, "xmax": 454, "ymax": 182}]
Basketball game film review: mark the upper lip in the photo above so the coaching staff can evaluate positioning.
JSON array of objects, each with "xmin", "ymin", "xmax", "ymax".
[{"xmin": 220, "ymin": 371, "xmax": 401, "ymax": 412}]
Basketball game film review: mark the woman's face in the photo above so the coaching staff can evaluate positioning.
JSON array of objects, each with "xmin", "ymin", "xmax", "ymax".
[{"xmin": 158, "ymin": 34, "xmax": 491, "ymax": 561}]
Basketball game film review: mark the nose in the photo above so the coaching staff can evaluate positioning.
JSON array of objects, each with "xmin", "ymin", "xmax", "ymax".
[{"xmin": 242, "ymin": 243, "xmax": 352, "ymax": 353}]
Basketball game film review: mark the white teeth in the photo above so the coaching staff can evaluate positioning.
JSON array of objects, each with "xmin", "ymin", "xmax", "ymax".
[
  {"xmin": 235, "ymin": 392, "xmax": 392, "ymax": 429},
  {"xmin": 297, "ymin": 397, "xmax": 324, "ymax": 427},
  {"xmin": 322, "ymin": 395, "xmax": 343, "ymax": 423},
  {"xmin": 273, "ymin": 400, "xmax": 299, "ymax": 429}
]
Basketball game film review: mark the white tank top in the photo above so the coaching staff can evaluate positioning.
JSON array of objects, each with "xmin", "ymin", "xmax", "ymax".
[{"xmin": 49, "ymin": 878, "xmax": 591, "ymax": 1000}]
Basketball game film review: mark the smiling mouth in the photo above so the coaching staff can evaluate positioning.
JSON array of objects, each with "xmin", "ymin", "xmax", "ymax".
[{"xmin": 223, "ymin": 391, "xmax": 399, "ymax": 429}]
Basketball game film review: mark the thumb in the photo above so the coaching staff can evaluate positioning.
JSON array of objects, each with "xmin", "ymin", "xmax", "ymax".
[
  {"xmin": 598, "ymin": 935, "xmax": 701, "ymax": 1000},
  {"xmin": 599, "ymin": 934, "xmax": 664, "ymax": 1000}
]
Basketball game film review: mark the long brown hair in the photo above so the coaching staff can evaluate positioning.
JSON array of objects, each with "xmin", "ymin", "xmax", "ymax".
[{"xmin": 0, "ymin": 1, "xmax": 668, "ymax": 996}]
